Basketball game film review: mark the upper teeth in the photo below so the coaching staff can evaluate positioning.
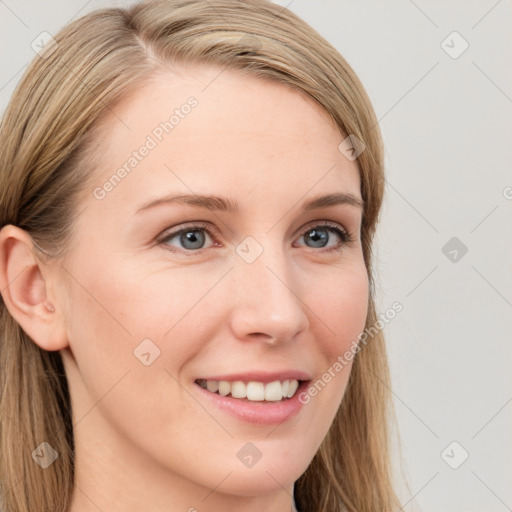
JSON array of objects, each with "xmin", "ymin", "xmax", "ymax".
[{"xmin": 198, "ymin": 379, "xmax": 299, "ymax": 401}]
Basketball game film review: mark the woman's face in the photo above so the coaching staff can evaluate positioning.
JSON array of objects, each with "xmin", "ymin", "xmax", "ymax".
[{"xmin": 57, "ymin": 65, "xmax": 368, "ymax": 505}]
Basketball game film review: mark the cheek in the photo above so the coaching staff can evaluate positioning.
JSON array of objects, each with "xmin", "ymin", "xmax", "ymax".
[
  {"xmin": 63, "ymin": 256, "xmax": 223, "ymax": 377},
  {"xmin": 301, "ymin": 263, "xmax": 368, "ymax": 417},
  {"xmin": 61, "ymin": 257, "xmax": 218, "ymax": 447},
  {"xmin": 311, "ymin": 263, "xmax": 369, "ymax": 360}
]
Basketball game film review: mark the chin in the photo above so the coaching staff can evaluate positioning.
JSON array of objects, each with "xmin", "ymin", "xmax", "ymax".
[
  {"xmin": 212, "ymin": 457, "xmax": 309, "ymax": 497},
  {"xmin": 218, "ymin": 472, "xmax": 296, "ymax": 497}
]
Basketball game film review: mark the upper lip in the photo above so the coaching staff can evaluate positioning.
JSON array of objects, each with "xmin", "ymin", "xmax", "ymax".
[{"xmin": 196, "ymin": 370, "xmax": 312, "ymax": 383}]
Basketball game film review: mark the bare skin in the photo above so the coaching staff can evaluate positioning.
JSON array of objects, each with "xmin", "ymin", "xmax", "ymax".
[{"xmin": 0, "ymin": 65, "xmax": 368, "ymax": 512}]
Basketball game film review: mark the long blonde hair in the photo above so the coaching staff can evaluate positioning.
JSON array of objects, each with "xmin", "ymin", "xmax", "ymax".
[{"xmin": 0, "ymin": 1, "xmax": 403, "ymax": 510}]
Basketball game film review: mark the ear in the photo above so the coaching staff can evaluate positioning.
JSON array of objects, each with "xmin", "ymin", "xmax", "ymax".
[{"xmin": 0, "ymin": 224, "xmax": 68, "ymax": 351}]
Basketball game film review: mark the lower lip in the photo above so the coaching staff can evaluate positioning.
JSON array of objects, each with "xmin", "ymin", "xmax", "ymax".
[{"xmin": 194, "ymin": 381, "xmax": 310, "ymax": 425}]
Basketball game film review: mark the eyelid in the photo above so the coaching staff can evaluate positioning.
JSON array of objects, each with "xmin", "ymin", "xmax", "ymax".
[
  {"xmin": 157, "ymin": 221, "xmax": 220, "ymax": 246},
  {"xmin": 157, "ymin": 219, "xmax": 357, "ymax": 253}
]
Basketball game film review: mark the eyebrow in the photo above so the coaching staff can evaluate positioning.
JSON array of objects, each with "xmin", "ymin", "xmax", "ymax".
[{"xmin": 135, "ymin": 191, "xmax": 364, "ymax": 215}]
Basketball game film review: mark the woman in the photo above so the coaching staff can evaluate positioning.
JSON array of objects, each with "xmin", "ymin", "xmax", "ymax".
[{"xmin": 0, "ymin": 1, "xmax": 403, "ymax": 510}]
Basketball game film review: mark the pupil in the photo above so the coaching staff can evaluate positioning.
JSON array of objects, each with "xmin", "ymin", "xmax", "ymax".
[
  {"xmin": 182, "ymin": 230, "xmax": 204, "ymax": 249},
  {"xmin": 308, "ymin": 229, "xmax": 327, "ymax": 247}
]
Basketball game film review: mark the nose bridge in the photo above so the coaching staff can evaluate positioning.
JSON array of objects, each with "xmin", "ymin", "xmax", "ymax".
[{"xmin": 229, "ymin": 236, "xmax": 309, "ymax": 342}]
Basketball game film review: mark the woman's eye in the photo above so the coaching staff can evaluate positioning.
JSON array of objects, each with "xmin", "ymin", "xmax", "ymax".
[
  {"xmin": 296, "ymin": 224, "xmax": 355, "ymax": 251},
  {"xmin": 158, "ymin": 222, "xmax": 354, "ymax": 254},
  {"xmin": 159, "ymin": 223, "xmax": 217, "ymax": 253}
]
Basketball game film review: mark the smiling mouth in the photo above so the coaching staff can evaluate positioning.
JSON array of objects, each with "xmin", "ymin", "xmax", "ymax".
[{"xmin": 195, "ymin": 378, "xmax": 305, "ymax": 402}]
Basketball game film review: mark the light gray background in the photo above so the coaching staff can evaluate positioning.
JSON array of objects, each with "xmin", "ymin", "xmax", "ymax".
[{"xmin": 1, "ymin": 1, "xmax": 511, "ymax": 511}]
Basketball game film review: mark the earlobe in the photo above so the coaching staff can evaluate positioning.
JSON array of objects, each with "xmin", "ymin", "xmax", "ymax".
[{"xmin": 0, "ymin": 224, "xmax": 68, "ymax": 352}]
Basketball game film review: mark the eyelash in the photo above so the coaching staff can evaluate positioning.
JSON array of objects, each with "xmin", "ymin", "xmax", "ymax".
[{"xmin": 158, "ymin": 221, "xmax": 356, "ymax": 256}]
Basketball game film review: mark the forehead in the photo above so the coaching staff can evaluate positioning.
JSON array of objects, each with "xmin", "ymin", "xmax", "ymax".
[{"xmin": 82, "ymin": 65, "xmax": 361, "ymax": 217}]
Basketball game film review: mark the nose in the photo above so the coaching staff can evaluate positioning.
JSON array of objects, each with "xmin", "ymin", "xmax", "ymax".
[{"xmin": 228, "ymin": 242, "xmax": 310, "ymax": 345}]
